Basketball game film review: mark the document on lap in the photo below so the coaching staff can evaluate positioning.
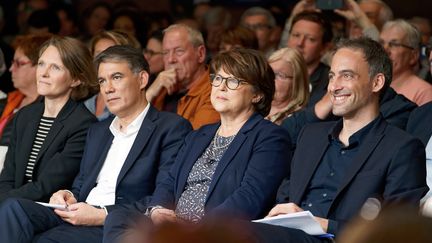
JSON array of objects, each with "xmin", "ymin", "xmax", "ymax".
[
  {"xmin": 36, "ymin": 202, "xmax": 68, "ymax": 211},
  {"xmin": 253, "ymin": 211, "xmax": 334, "ymax": 238}
]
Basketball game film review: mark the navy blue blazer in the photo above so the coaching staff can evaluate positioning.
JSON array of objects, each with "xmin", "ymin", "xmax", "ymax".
[
  {"xmin": 150, "ymin": 113, "xmax": 292, "ymax": 220},
  {"xmin": 278, "ymin": 117, "xmax": 428, "ymax": 235},
  {"xmin": 407, "ymin": 101, "xmax": 432, "ymax": 146},
  {"xmin": 0, "ymin": 98, "xmax": 97, "ymax": 203},
  {"xmin": 70, "ymin": 105, "xmax": 192, "ymax": 213}
]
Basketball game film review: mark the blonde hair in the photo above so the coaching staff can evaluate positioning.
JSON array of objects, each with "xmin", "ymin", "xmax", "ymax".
[
  {"xmin": 268, "ymin": 47, "xmax": 310, "ymax": 120},
  {"xmin": 89, "ymin": 30, "xmax": 141, "ymax": 56}
]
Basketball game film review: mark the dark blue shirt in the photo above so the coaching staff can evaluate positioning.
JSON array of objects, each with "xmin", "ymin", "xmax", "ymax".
[{"xmin": 300, "ymin": 116, "xmax": 382, "ymax": 218}]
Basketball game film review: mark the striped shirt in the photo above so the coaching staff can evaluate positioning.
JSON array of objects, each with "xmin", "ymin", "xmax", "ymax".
[{"xmin": 25, "ymin": 116, "xmax": 55, "ymax": 182}]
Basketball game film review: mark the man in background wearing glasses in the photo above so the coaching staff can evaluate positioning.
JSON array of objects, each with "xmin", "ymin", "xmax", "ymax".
[
  {"xmin": 145, "ymin": 24, "xmax": 220, "ymax": 129},
  {"xmin": 379, "ymin": 19, "xmax": 432, "ymax": 106}
]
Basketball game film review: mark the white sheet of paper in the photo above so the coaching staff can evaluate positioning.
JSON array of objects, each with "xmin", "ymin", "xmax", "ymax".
[
  {"xmin": 252, "ymin": 211, "xmax": 327, "ymax": 236},
  {"xmin": 36, "ymin": 202, "xmax": 68, "ymax": 211}
]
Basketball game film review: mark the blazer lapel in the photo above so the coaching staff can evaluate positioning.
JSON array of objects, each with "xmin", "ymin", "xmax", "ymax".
[
  {"xmin": 205, "ymin": 113, "xmax": 259, "ymax": 202},
  {"xmin": 35, "ymin": 99, "xmax": 76, "ymax": 163},
  {"xmin": 15, "ymin": 104, "xmax": 43, "ymax": 185},
  {"xmin": 116, "ymin": 106, "xmax": 156, "ymax": 186},
  {"xmin": 175, "ymin": 125, "xmax": 217, "ymax": 200},
  {"xmin": 290, "ymin": 135, "xmax": 329, "ymax": 204}
]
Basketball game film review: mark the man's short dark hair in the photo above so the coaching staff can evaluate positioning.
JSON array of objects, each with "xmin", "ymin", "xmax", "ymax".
[
  {"xmin": 291, "ymin": 11, "xmax": 333, "ymax": 44},
  {"xmin": 94, "ymin": 45, "xmax": 149, "ymax": 74},
  {"xmin": 335, "ymin": 37, "xmax": 392, "ymax": 100}
]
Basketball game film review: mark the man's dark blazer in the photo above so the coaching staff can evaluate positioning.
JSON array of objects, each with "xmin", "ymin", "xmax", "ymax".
[
  {"xmin": 406, "ymin": 101, "xmax": 432, "ymax": 146},
  {"xmin": 0, "ymin": 98, "xmax": 97, "ymax": 202},
  {"xmin": 150, "ymin": 113, "xmax": 292, "ymax": 220},
  {"xmin": 71, "ymin": 105, "xmax": 192, "ymax": 212},
  {"xmin": 277, "ymin": 117, "xmax": 428, "ymax": 235}
]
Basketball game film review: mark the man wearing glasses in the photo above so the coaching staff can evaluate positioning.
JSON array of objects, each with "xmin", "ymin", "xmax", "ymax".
[
  {"xmin": 240, "ymin": 7, "xmax": 277, "ymax": 58},
  {"xmin": 145, "ymin": 24, "xmax": 220, "ymax": 129},
  {"xmin": 379, "ymin": 19, "xmax": 432, "ymax": 106}
]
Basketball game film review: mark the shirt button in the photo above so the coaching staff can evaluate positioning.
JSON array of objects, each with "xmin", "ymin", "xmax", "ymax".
[
  {"xmin": 341, "ymin": 150, "xmax": 346, "ymax": 155},
  {"xmin": 323, "ymin": 193, "xmax": 327, "ymax": 197},
  {"xmin": 330, "ymin": 172, "xmax": 335, "ymax": 176},
  {"xmin": 308, "ymin": 203, "xmax": 313, "ymax": 207}
]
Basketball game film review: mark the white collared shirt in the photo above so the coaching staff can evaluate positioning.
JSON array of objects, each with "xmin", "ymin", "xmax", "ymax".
[{"xmin": 85, "ymin": 103, "xmax": 150, "ymax": 206}]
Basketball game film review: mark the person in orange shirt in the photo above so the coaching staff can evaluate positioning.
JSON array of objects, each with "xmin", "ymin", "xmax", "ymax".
[{"xmin": 146, "ymin": 24, "xmax": 220, "ymax": 129}]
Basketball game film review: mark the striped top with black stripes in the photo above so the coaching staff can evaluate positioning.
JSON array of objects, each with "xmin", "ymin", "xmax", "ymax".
[{"xmin": 25, "ymin": 116, "xmax": 55, "ymax": 182}]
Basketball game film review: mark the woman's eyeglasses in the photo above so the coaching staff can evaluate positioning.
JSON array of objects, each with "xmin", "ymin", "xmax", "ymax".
[
  {"xmin": 11, "ymin": 59, "xmax": 32, "ymax": 68},
  {"xmin": 210, "ymin": 74, "xmax": 248, "ymax": 90}
]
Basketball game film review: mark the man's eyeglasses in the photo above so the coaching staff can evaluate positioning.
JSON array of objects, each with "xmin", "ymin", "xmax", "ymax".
[
  {"xmin": 210, "ymin": 74, "xmax": 248, "ymax": 90},
  {"xmin": 381, "ymin": 40, "xmax": 415, "ymax": 50},
  {"xmin": 143, "ymin": 48, "xmax": 163, "ymax": 57},
  {"xmin": 11, "ymin": 59, "xmax": 32, "ymax": 68}
]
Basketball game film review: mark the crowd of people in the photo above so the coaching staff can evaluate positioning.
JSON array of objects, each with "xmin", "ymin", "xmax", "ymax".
[{"xmin": 0, "ymin": 0, "xmax": 431, "ymax": 242}]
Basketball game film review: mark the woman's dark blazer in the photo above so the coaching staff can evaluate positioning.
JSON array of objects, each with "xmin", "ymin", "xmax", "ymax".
[
  {"xmin": 0, "ymin": 98, "xmax": 97, "ymax": 203},
  {"xmin": 150, "ymin": 113, "xmax": 293, "ymax": 220}
]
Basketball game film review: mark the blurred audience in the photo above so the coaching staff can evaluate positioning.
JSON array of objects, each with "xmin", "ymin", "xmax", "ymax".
[
  {"xmin": 144, "ymin": 30, "xmax": 164, "ymax": 84},
  {"xmin": 219, "ymin": 27, "xmax": 258, "ymax": 52}
]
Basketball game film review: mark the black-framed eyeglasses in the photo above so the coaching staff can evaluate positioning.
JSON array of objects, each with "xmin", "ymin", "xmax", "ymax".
[
  {"xmin": 381, "ymin": 40, "xmax": 415, "ymax": 50},
  {"xmin": 143, "ymin": 48, "xmax": 163, "ymax": 57},
  {"xmin": 210, "ymin": 74, "xmax": 248, "ymax": 90}
]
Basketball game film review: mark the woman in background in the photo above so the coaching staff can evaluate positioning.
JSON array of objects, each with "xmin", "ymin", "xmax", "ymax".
[
  {"xmin": 266, "ymin": 47, "xmax": 309, "ymax": 125},
  {"xmin": 0, "ymin": 36, "xmax": 97, "ymax": 203},
  {"xmin": 0, "ymin": 33, "xmax": 53, "ymax": 145}
]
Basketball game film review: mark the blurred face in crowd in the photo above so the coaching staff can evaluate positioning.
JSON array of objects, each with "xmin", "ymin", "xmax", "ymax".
[
  {"xmin": 379, "ymin": 26, "xmax": 417, "ymax": 76},
  {"xmin": 113, "ymin": 16, "xmax": 136, "ymax": 37},
  {"xmin": 36, "ymin": 45, "xmax": 80, "ymax": 100},
  {"xmin": 93, "ymin": 38, "xmax": 116, "ymax": 57},
  {"xmin": 359, "ymin": 1, "xmax": 382, "ymax": 29},
  {"xmin": 86, "ymin": 6, "xmax": 110, "ymax": 36},
  {"xmin": 269, "ymin": 59, "xmax": 294, "ymax": 103},
  {"xmin": 162, "ymin": 27, "xmax": 205, "ymax": 88},
  {"xmin": 288, "ymin": 20, "xmax": 326, "ymax": 67},
  {"xmin": 243, "ymin": 14, "xmax": 272, "ymax": 51},
  {"xmin": 10, "ymin": 48, "xmax": 36, "ymax": 91},
  {"xmin": 144, "ymin": 38, "xmax": 164, "ymax": 75}
]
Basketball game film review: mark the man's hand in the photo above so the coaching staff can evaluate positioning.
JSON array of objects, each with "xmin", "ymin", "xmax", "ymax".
[
  {"xmin": 291, "ymin": 0, "xmax": 320, "ymax": 17},
  {"xmin": 49, "ymin": 190, "xmax": 77, "ymax": 207},
  {"xmin": 146, "ymin": 68, "xmax": 178, "ymax": 102},
  {"xmin": 151, "ymin": 208, "xmax": 177, "ymax": 225},
  {"xmin": 334, "ymin": 0, "xmax": 373, "ymax": 29},
  {"xmin": 54, "ymin": 202, "xmax": 106, "ymax": 226},
  {"xmin": 266, "ymin": 203, "xmax": 304, "ymax": 218},
  {"xmin": 314, "ymin": 92, "xmax": 333, "ymax": 120}
]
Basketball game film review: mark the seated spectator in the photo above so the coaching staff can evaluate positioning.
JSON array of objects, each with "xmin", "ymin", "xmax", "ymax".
[
  {"xmin": 0, "ymin": 36, "xmax": 97, "ymax": 203},
  {"xmin": 78, "ymin": 1, "xmax": 112, "ymax": 44},
  {"xmin": 27, "ymin": 8, "xmax": 60, "ymax": 34},
  {"xmin": 85, "ymin": 30, "xmax": 140, "ymax": 121},
  {"xmin": 0, "ymin": 45, "xmax": 191, "ymax": 242},
  {"xmin": 143, "ymin": 30, "xmax": 164, "ymax": 84},
  {"xmin": 267, "ymin": 47, "xmax": 309, "ymax": 125},
  {"xmin": 0, "ymin": 33, "xmax": 53, "ymax": 145},
  {"xmin": 219, "ymin": 26, "xmax": 258, "ymax": 52},
  {"xmin": 286, "ymin": 11, "xmax": 333, "ymax": 107},
  {"xmin": 240, "ymin": 7, "xmax": 277, "ymax": 58},
  {"xmin": 249, "ymin": 37, "xmax": 427, "ymax": 242},
  {"xmin": 380, "ymin": 19, "xmax": 432, "ymax": 106},
  {"xmin": 146, "ymin": 24, "xmax": 220, "ymax": 129},
  {"xmin": 103, "ymin": 48, "xmax": 292, "ymax": 243},
  {"xmin": 202, "ymin": 6, "xmax": 232, "ymax": 56}
]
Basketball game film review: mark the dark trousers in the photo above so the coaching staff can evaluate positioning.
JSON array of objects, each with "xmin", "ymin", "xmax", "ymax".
[{"xmin": 0, "ymin": 198, "xmax": 103, "ymax": 243}]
